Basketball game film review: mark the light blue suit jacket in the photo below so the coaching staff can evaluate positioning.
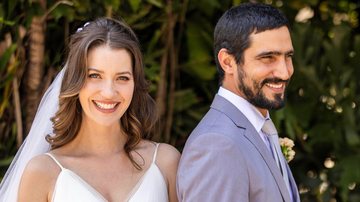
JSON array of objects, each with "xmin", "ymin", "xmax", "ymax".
[{"xmin": 177, "ymin": 95, "xmax": 300, "ymax": 202}]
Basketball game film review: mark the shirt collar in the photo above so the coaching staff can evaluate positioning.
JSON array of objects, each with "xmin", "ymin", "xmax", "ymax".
[{"xmin": 217, "ymin": 86, "xmax": 269, "ymax": 132}]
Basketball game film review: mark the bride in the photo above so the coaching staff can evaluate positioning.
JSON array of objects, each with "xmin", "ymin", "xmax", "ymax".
[{"xmin": 0, "ymin": 17, "xmax": 180, "ymax": 202}]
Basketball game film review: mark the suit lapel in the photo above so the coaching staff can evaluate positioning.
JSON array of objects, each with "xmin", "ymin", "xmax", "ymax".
[
  {"xmin": 243, "ymin": 123, "xmax": 291, "ymax": 202},
  {"xmin": 286, "ymin": 164, "xmax": 300, "ymax": 202},
  {"xmin": 211, "ymin": 95, "xmax": 291, "ymax": 202}
]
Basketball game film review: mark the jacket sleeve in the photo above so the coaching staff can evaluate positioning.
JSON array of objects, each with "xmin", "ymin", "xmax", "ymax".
[{"xmin": 176, "ymin": 133, "xmax": 249, "ymax": 202}]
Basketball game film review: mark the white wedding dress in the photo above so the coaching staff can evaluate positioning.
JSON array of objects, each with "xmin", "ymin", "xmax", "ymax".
[{"xmin": 45, "ymin": 143, "xmax": 168, "ymax": 202}]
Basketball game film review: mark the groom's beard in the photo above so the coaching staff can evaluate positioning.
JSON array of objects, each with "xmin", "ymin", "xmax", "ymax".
[{"xmin": 237, "ymin": 66, "xmax": 289, "ymax": 110}]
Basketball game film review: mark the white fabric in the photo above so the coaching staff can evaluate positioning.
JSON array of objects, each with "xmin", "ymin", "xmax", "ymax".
[
  {"xmin": 46, "ymin": 143, "xmax": 168, "ymax": 202},
  {"xmin": 262, "ymin": 119, "xmax": 293, "ymax": 202},
  {"xmin": 0, "ymin": 68, "xmax": 65, "ymax": 202},
  {"xmin": 217, "ymin": 87, "xmax": 271, "ymax": 150}
]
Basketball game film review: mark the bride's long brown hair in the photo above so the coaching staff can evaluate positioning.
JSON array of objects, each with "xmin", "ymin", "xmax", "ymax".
[{"xmin": 46, "ymin": 17, "xmax": 157, "ymax": 170}]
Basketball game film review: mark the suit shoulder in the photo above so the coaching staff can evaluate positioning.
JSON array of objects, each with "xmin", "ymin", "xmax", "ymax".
[{"xmin": 195, "ymin": 108, "xmax": 242, "ymax": 133}]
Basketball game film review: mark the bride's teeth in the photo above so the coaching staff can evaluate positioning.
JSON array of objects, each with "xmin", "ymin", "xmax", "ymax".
[{"xmin": 94, "ymin": 101, "xmax": 117, "ymax": 109}]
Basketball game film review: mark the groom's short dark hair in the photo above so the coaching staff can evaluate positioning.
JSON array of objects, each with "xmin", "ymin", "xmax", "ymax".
[{"xmin": 214, "ymin": 3, "xmax": 289, "ymax": 83}]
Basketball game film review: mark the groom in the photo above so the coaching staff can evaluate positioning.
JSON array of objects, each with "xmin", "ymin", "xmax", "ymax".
[{"xmin": 177, "ymin": 3, "xmax": 300, "ymax": 202}]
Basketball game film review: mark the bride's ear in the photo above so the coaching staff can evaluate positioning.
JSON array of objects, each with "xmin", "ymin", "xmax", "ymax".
[{"xmin": 217, "ymin": 48, "xmax": 237, "ymax": 75}]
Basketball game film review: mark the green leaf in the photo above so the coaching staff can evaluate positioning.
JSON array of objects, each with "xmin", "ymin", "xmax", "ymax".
[
  {"xmin": 344, "ymin": 126, "xmax": 360, "ymax": 146},
  {"xmin": 189, "ymin": 0, "xmax": 221, "ymax": 17},
  {"xmin": 8, "ymin": 0, "xmax": 18, "ymax": 17},
  {"xmin": 0, "ymin": 44, "xmax": 17, "ymax": 71},
  {"xmin": 125, "ymin": 4, "xmax": 152, "ymax": 26},
  {"xmin": 183, "ymin": 22, "xmax": 216, "ymax": 80},
  {"xmin": 0, "ymin": 156, "xmax": 13, "ymax": 167},
  {"xmin": 104, "ymin": 0, "xmax": 121, "ymax": 8},
  {"xmin": 174, "ymin": 89, "xmax": 199, "ymax": 112},
  {"xmin": 129, "ymin": 0, "xmax": 141, "ymax": 12},
  {"xmin": 51, "ymin": 4, "xmax": 76, "ymax": 21},
  {"xmin": 0, "ymin": 17, "xmax": 15, "ymax": 26},
  {"xmin": 331, "ymin": 25, "xmax": 351, "ymax": 50},
  {"xmin": 146, "ymin": 0, "xmax": 163, "ymax": 8},
  {"xmin": 232, "ymin": 0, "xmax": 241, "ymax": 6},
  {"xmin": 354, "ymin": 35, "xmax": 360, "ymax": 54},
  {"xmin": 339, "ymin": 68, "xmax": 353, "ymax": 88},
  {"xmin": 72, "ymin": 0, "xmax": 92, "ymax": 14},
  {"xmin": 339, "ymin": 155, "xmax": 360, "ymax": 200},
  {"xmin": 146, "ymin": 29, "xmax": 162, "ymax": 55},
  {"xmin": 297, "ymin": 65, "xmax": 322, "ymax": 92},
  {"xmin": 0, "ymin": 3, "xmax": 3, "ymax": 19}
]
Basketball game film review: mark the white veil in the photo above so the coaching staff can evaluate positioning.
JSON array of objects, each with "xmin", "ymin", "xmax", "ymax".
[{"xmin": 0, "ymin": 68, "xmax": 65, "ymax": 201}]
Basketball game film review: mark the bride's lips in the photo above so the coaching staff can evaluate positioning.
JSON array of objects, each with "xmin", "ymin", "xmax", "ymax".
[{"xmin": 92, "ymin": 100, "xmax": 120, "ymax": 113}]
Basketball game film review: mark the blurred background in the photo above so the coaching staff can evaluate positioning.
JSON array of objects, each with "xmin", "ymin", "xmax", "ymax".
[{"xmin": 0, "ymin": 0, "xmax": 359, "ymax": 201}]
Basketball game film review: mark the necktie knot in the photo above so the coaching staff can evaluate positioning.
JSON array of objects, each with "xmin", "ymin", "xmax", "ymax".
[{"xmin": 262, "ymin": 119, "xmax": 277, "ymax": 136}]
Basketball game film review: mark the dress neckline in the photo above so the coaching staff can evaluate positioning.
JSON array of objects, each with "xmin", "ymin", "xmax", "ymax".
[
  {"xmin": 59, "ymin": 163, "xmax": 159, "ymax": 202},
  {"xmin": 46, "ymin": 143, "xmax": 161, "ymax": 202},
  {"xmin": 60, "ymin": 169, "xmax": 109, "ymax": 201}
]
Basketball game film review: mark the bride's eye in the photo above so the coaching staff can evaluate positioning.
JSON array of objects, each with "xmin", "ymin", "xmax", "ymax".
[
  {"xmin": 117, "ymin": 76, "xmax": 130, "ymax": 81},
  {"xmin": 88, "ymin": 73, "xmax": 101, "ymax": 79}
]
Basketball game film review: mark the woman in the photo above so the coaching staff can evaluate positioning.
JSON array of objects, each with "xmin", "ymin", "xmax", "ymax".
[{"xmin": 0, "ymin": 17, "xmax": 180, "ymax": 202}]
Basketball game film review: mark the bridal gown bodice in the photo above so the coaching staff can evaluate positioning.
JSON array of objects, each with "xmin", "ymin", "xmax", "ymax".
[{"xmin": 45, "ymin": 143, "xmax": 168, "ymax": 202}]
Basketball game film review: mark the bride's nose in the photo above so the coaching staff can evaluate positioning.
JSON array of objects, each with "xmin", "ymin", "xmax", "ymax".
[{"xmin": 100, "ymin": 80, "xmax": 118, "ymax": 98}]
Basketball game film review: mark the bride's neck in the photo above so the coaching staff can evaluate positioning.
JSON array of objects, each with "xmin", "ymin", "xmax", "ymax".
[{"xmin": 64, "ymin": 119, "xmax": 127, "ymax": 155}]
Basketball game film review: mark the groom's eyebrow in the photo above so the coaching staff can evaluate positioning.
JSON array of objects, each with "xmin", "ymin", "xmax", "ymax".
[
  {"xmin": 257, "ymin": 51, "xmax": 281, "ymax": 57},
  {"xmin": 255, "ymin": 50, "xmax": 294, "ymax": 58}
]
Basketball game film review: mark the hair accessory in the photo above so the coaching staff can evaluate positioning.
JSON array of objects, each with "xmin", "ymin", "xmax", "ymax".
[{"xmin": 76, "ymin": 22, "xmax": 90, "ymax": 33}]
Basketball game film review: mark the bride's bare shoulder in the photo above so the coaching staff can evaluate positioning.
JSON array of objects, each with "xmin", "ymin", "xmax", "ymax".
[
  {"xmin": 156, "ymin": 143, "xmax": 180, "ymax": 168},
  {"xmin": 23, "ymin": 154, "xmax": 61, "ymax": 176},
  {"xmin": 153, "ymin": 142, "xmax": 180, "ymax": 202},
  {"xmin": 18, "ymin": 154, "xmax": 61, "ymax": 201},
  {"xmin": 136, "ymin": 140, "xmax": 180, "ymax": 168}
]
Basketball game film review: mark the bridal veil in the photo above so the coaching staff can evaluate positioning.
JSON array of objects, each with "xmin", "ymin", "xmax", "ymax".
[{"xmin": 0, "ymin": 68, "xmax": 65, "ymax": 201}]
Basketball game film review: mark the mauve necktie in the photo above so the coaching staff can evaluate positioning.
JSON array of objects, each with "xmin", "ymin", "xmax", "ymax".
[{"xmin": 262, "ymin": 118, "xmax": 292, "ymax": 200}]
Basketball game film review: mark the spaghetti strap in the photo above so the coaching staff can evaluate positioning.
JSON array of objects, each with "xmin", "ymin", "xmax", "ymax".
[
  {"xmin": 152, "ymin": 143, "xmax": 160, "ymax": 164},
  {"xmin": 45, "ymin": 153, "xmax": 64, "ymax": 170}
]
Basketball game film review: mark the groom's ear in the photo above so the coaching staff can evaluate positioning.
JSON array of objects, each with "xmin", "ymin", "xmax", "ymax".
[{"xmin": 217, "ymin": 48, "xmax": 237, "ymax": 75}]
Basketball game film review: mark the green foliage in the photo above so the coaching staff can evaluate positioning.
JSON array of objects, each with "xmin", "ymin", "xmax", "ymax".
[
  {"xmin": 0, "ymin": 44, "xmax": 17, "ymax": 72},
  {"xmin": 183, "ymin": 21, "xmax": 216, "ymax": 80},
  {"xmin": 271, "ymin": 1, "xmax": 360, "ymax": 201},
  {"xmin": 0, "ymin": 0, "xmax": 359, "ymax": 201}
]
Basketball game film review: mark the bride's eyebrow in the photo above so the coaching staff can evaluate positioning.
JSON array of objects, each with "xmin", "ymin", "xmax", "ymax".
[
  {"xmin": 88, "ymin": 67, "xmax": 103, "ymax": 73},
  {"xmin": 88, "ymin": 68, "xmax": 133, "ymax": 76},
  {"xmin": 116, "ymin": 71, "xmax": 133, "ymax": 76}
]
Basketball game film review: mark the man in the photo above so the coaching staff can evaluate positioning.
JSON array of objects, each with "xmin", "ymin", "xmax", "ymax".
[{"xmin": 177, "ymin": 3, "xmax": 300, "ymax": 202}]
